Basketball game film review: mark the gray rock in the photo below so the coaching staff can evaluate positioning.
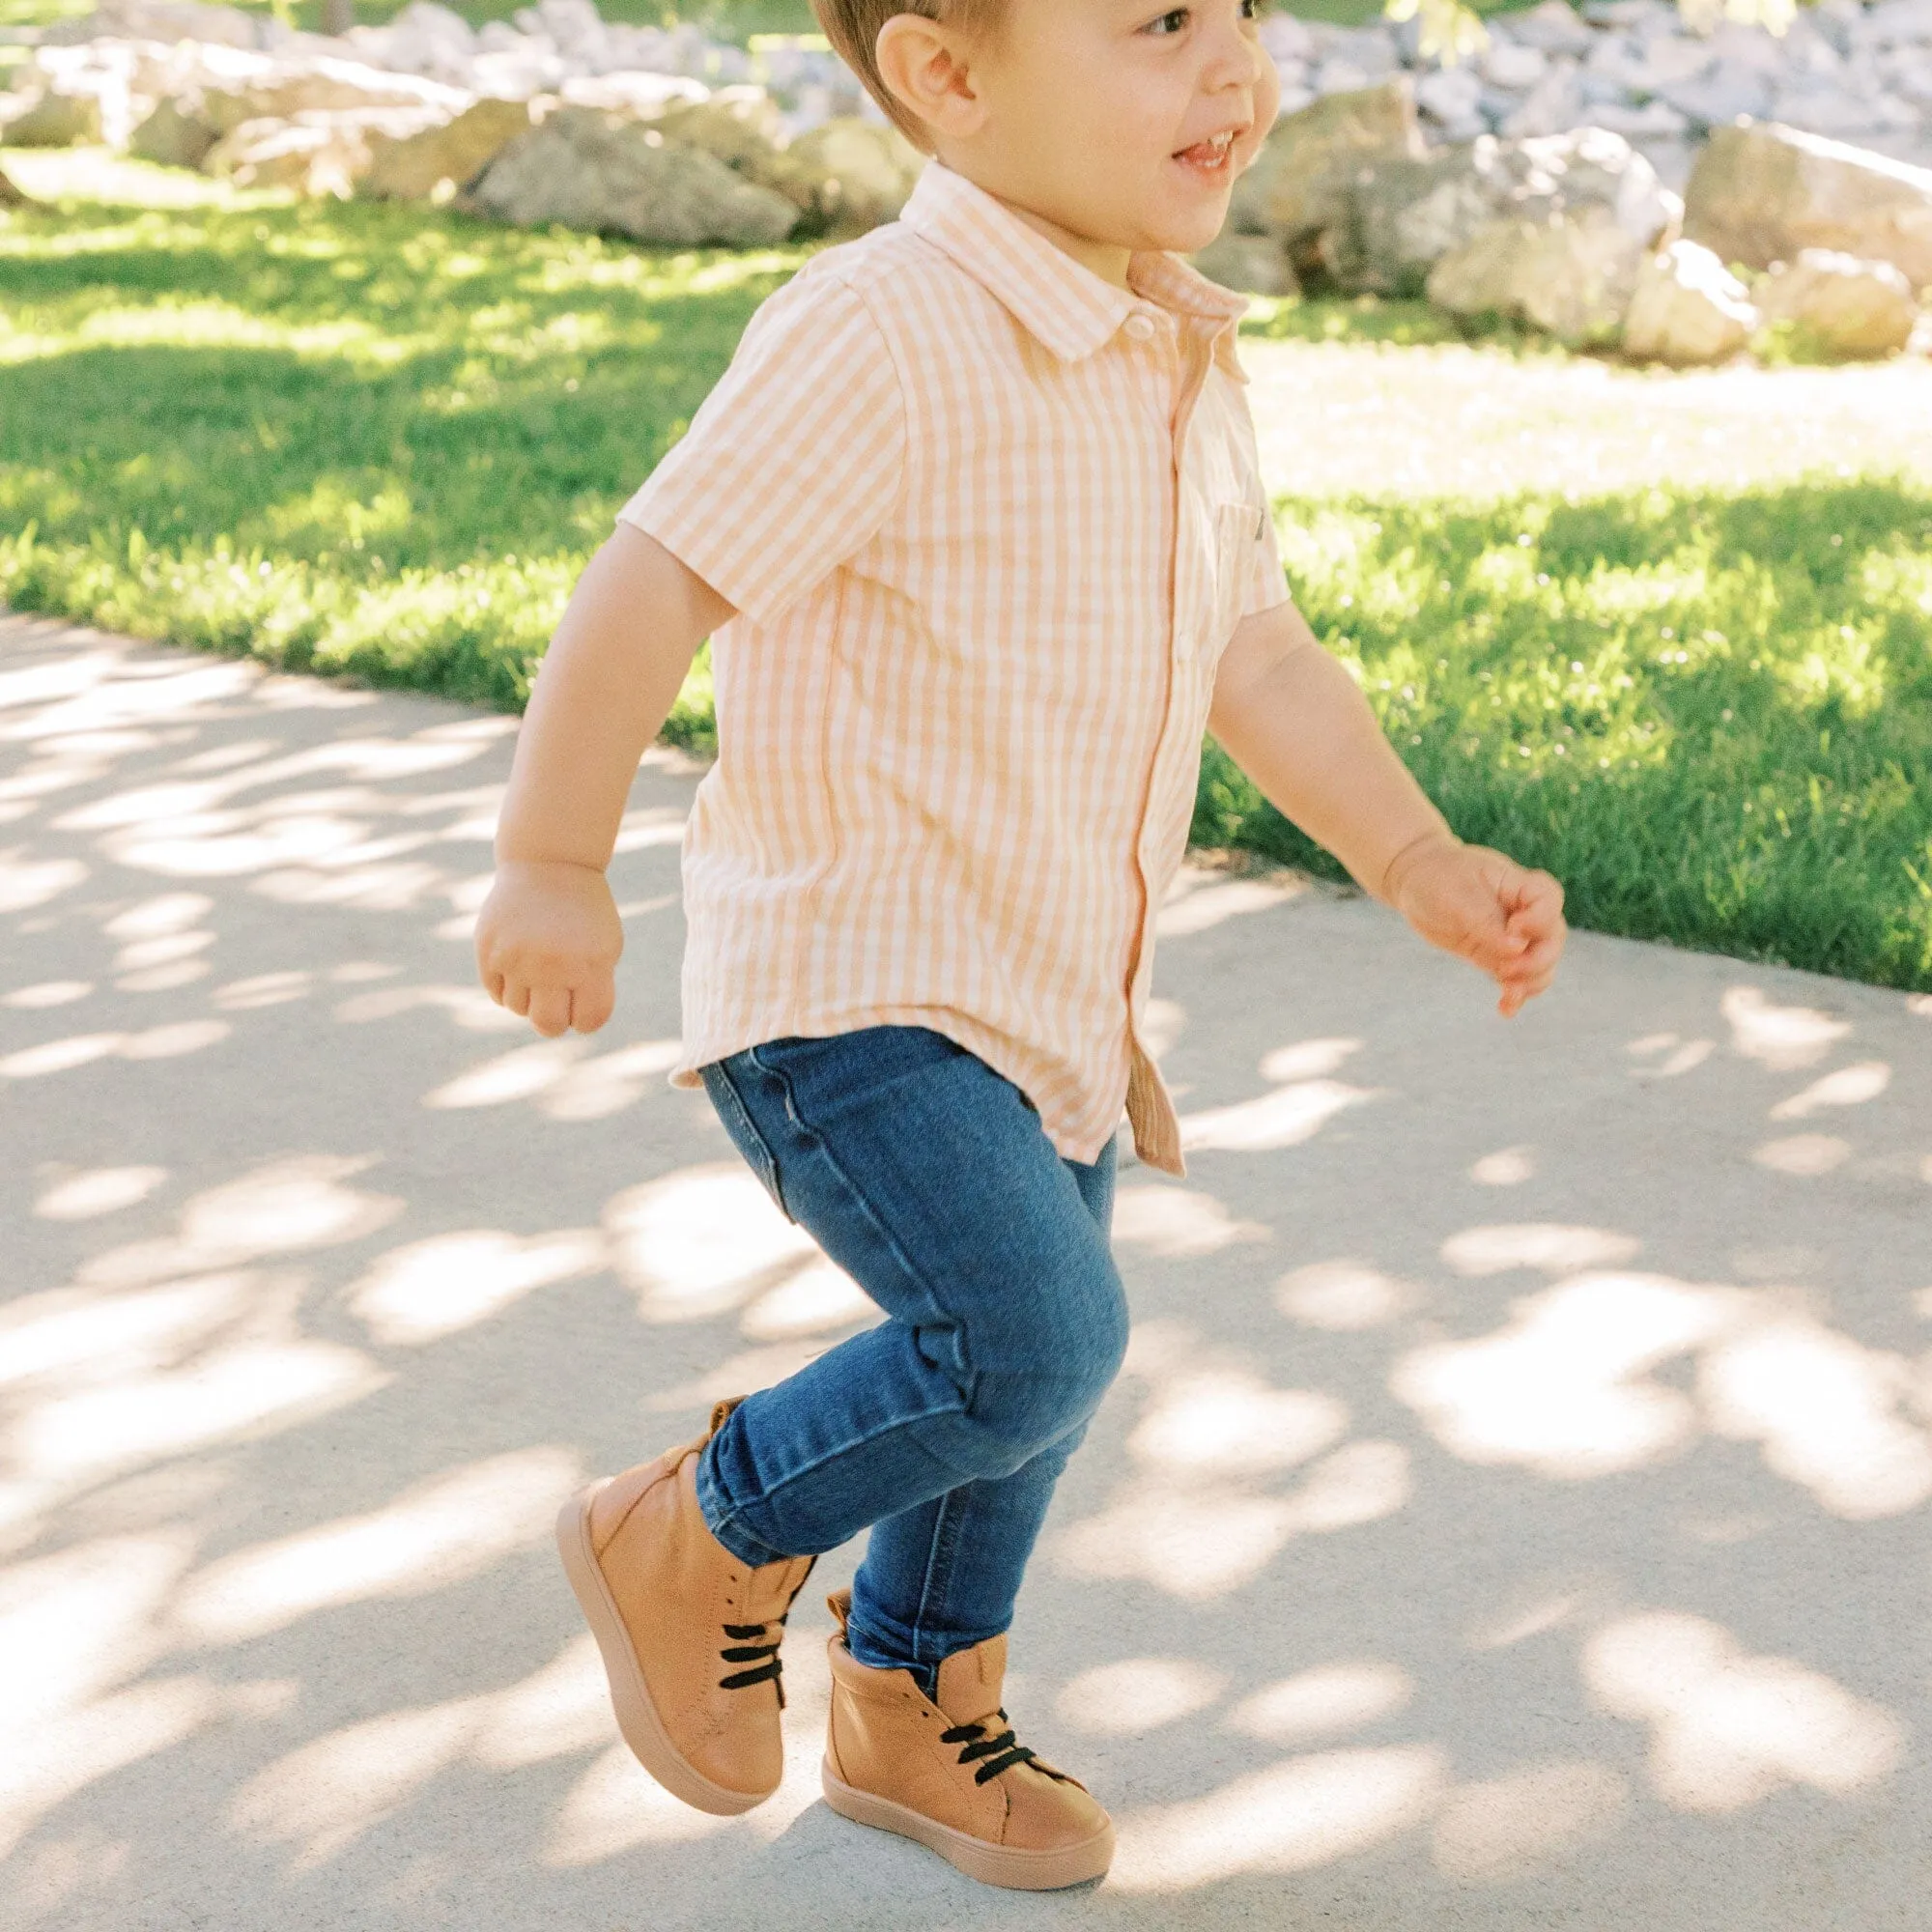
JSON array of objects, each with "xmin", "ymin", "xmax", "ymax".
[
  {"xmin": 1505, "ymin": 1, "xmax": 1598, "ymax": 57},
  {"xmin": 1754, "ymin": 246, "xmax": 1920, "ymax": 356},
  {"xmin": 1481, "ymin": 42, "xmax": 1549, "ymax": 90},
  {"xmin": 1587, "ymin": 97, "xmax": 1691, "ymax": 136},
  {"xmin": 1621, "ymin": 237, "xmax": 1757, "ymax": 361},
  {"xmin": 1251, "ymin": 78, "xmax": 1424, "ymax": 268},
  {"xmin": 1654, "ymin": 67, "xmax": 1775, "ymax": 130},
  {"xmin": 650, "ymin": 84, "xmax": 782, "ymax": 176},
  {"xmin": 195, "ymin": 54, "xmax": 469, "ymax": 135},
  {"xmin": 1768, "ymin": 80, "xmax": 1893, "ymax": 137},
  {"xmin": 1865, "ymin": 0, "xmax": 1932, "ymax": 46},
  {"xmin": 206, "ymin": 105, "xmax": 440, "ymax": 194},
  {"xmin": 1258, "ymin": 12, "xmax": 1316, "ymax": 66},
  {"xmin": 129, "ymin": 94, "xmax": 221, "ymax": 167},
  {"xmin": 1189, "ymin": 228, "xmax": 1300, "ymax": 298},
  {"xmin": 1332, "ymin": 123, "xmax": 1668, "ymax": 294},
  {"xmin": 556, "ymin": 70, "xmax": 707, "ymax": 117},
  {"xmin": 464, "ymin": 105, "xmax": 800, "ymax": 244},
  {"xmin": 1427, "ymin": 204, "xmax": 1647, "ymax": 343},
  {"xmin": 358, "ymin": 93, "xmax": 532, "ymax": 200},
  {"xmin": 1497, "ymin": 60, "xmax": 1584, "ymax": 137},
  {"xmin": 1330, "ymin": 143, "xmax": 1509, "ymax": 292},
  {"xmin": 0, "ymin": 88, "xmax": 101, "ymax": 146},
  {"xmin": 762, "ymin": 117, "xmax": 923, "ymax": 234},
  {"xmin": 37, "ymin": 0, "xmax": 261, "ymax": 48},
  {"xmin": 1416, "ymin": 65, "xmax": 1484, "ymax": 125},
  {"xmin": 1684, "ymin": 121, "xmax": 1932, "ymax": 295},
  {"xmin": 1625, "ymin": 33, "xmax": 1717, "ymax": 89}
]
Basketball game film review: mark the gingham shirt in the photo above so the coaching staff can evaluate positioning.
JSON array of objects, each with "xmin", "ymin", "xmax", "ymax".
[{"xmin": 620, "ymin": 159, "xmax": 1288, "ymax": 1178}]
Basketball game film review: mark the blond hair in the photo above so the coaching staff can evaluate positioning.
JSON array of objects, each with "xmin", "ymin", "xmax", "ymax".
[{"xmin": 810, "ymin": 1, "xmax": 1005, "ymax": 151}]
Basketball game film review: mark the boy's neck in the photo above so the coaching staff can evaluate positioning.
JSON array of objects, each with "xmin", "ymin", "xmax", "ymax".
[{"xmin": 945, "ymin": 160, "xmax": 1134, "ymax": 291}]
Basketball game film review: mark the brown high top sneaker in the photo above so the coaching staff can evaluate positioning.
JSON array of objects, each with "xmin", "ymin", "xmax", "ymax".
[
  {"xmin": 819, "ymin": 1586, "xmax": 1115, "ymax": 1889},
  {"xmin": 556, "ymin": 1395, "xmax": 816, "ymax": 1815}
]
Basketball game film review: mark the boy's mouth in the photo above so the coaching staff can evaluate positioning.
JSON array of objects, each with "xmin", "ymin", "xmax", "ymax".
[{"xmin": 1171, "ymin": 128, "xmax": 1241, "ymax": 185}]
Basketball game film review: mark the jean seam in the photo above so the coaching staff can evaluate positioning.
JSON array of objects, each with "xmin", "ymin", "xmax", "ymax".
[
  {"xmin": 746, "ymin": 1039, "xmax": 974, "ymax": 1378},
  {"xmin": 705, "ymin": 1059, "xmax": 794, "ymax": 1223},
  {"xmin": 910, "ymin": 1483, "xmax": 968, "ymax": 1671}
]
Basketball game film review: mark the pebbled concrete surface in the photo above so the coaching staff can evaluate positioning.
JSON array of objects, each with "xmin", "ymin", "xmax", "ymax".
[{"xmin": 3, "ymin": 609, "xmax": 1929, "ymax": 1932}]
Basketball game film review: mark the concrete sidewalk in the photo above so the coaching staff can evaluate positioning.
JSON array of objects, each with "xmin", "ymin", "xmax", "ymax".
[{"xmin": 3, "ymin": 610, "xmax": 1929, "ymax": 1932}]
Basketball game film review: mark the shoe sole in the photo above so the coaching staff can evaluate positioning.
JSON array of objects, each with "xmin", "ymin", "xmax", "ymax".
[
  {"xmin": 555, "ymin": 1479, "xmax": 770, "ymax": 1817},
  {"xmin": 821, "ymin": 1760, "xmax": 1115, "ymax": 1890}
]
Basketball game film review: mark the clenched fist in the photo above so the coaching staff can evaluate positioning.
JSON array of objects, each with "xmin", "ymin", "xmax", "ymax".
[
  {"xmin": 474, "ymin": 858, "xmax": 623, "ymax": 1037},
  {"xmin": 1383, "ymin": 836, "xmax": 1567, "ymax": 1018}
]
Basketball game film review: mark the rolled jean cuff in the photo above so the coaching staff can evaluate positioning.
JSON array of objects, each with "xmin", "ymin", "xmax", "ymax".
[{"xmin": 693, "ymin": 1438, "xmax": 795, "ymax": 1568}]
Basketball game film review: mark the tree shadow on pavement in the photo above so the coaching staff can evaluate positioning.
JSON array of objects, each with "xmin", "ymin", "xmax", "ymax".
[{"xmin": 3, "ymin": 613, "xmax": 1929, "ymax": 1930}]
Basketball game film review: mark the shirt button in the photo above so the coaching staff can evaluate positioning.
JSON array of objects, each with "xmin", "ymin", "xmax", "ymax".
[{"xmin": 1124, "ymin": 314, "xmax": 1157, "ymax": 342}]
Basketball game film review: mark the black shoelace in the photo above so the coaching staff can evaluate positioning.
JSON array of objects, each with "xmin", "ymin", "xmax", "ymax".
[
  {"xmin": 719, "ymin": 1610, "xmax": 793, "ymax": 1708},
  {"xmin": 941, "ymin": 1706, "xmax": 1073, "ymax": 1787}
]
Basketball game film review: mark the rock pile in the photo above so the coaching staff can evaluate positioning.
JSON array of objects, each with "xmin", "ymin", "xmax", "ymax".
[
  {"xmin": 1206, "ymin": 78, "xmax": 1931, "ymax": 361},
  {"xmin": 0, "ymin": 0, "xmax": 910, "ymax": 240},
  {"xmin": 1251, "ymin": 0, "xmax": 1932, "ymax": 170},
  {"xmin": 1, "ymin": 0, "xmax": 1929, "ymax": 359}
]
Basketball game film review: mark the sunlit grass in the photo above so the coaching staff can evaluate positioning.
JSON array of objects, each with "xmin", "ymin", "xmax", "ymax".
[
  {"xmin": 2, "ymin": 154, "xmax": 1928, "ymax": 990},
  {"xmin": 1194, "ymin": 485, "xmax": 1932, "ymax": 989}
]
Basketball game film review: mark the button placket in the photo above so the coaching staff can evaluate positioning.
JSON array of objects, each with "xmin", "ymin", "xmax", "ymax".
[{"xmin": 1119, "ymin": 324, "xmax": 1219, "ymax": 1169}]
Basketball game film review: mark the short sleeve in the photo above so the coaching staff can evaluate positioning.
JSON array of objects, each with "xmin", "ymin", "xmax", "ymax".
[{"xmin": 616, "ymin": 273, "xmax": 906, "ymax": 628}]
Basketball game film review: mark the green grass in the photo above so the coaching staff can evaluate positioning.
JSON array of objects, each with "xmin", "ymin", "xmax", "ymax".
[{"xmin": 2, "ymin": 159, "xmax": 1929, "ymax": 992}]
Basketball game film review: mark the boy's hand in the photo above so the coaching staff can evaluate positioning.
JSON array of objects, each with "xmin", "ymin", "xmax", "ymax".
[
  {"xmin": 1382, "ymin": 835, "xmax": 1567, "ymax": 1017},
  {"xmin": 474, "ymin": 858, "xmax": 623, "ymax": 1037}
]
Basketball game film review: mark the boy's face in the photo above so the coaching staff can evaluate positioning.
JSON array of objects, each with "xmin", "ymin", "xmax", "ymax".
[{"xmin": 952, "ymin": 0, "xmax": 1279, "ymax": 263}]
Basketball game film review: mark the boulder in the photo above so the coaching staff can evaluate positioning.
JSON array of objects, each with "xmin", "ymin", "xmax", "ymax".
[
  {"xmin": 129, "ymin": 95, "xmax": 221, "ymax": 168},
  {"xmin": 207, "ymin": 106, "xmax": 441, "ymax": 195},
  {"xmin": 462, "ymin": 105, "xmax": 800, "ymax": 245},
  {"xmin": 1333, "ymin": 125, "xmax": 1670, "ymax": 295},
  {"xmin": 1754, "ymin": 247, "xmax": 1920, "ymax": 356},
  {"xmin": 1504, "ymin": 1, "xmax": 1598, "ymax": 57},
  {"xmin": 764, "ymin": 117, "xmax": 922, "ymax": 234},
  {"xmin": 1415, "ymin": 64, "xmax": 1486, "ymax": 140},
  {"xmin": 1621, "ymin": 238, "xmax": 1757, "ymax": 362},
  {"xmin": 1653, "ymin": 66, "xmax": 1775, "ymax": 130},
  {"xmin": 1684, "ymin": 122, "xmax": 1932, "ymax": 296},
  {"xmin": 358, "ymin": 94, "xmax": 534, "ymax": 200},
  {"xmin": 1496, "ymin": 60, "xmax": 1585, "ymax": 137},
  {"xmin": 1245, "ymin": 79, "xmax": 1424, "ymax": 274},
  {"xmin": 194, "ymin": 54, "xmax": 469, "ymax": 136},
  {"xmin": 35, "ymin": 0, "xmax": 262, "ymax": 48},
  {"xmin": 0, "ymin": 89, "xmax": 103, "ymax": 147},
  {"xmin": 650, "ymin": 84, "xmax": 784, "ymax": 176},
  {"xmin": 556, "ymin": 70, "xmax": 708, "ymax": 118},
  {"xmin": 1188, "ymin": 229, "xmax": 1300, "ymax": 298},
  {"xmin": 1427, "ymin": 205, "xmax": 1648, "ymax": 344}
]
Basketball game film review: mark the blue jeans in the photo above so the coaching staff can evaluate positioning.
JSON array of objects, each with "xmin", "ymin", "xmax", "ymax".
[{"xmin": 694, "ymin": 1025, "xmax": 1127, "ymax": 1694}]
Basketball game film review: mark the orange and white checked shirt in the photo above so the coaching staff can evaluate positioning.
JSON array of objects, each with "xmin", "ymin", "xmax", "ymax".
[{"xmin": 619, "ymin": 159, "xmax": 1288, "ymax": 1179}]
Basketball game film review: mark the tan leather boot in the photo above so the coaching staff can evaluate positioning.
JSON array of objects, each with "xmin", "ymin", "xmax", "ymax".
[
  {"xmin": 819, "ymin": 1585, "xmax": 1115, "ymax": 1889},
  {"xmin": 556, "ymin": 1395, "xmax": 816, "ymax": 1815}
]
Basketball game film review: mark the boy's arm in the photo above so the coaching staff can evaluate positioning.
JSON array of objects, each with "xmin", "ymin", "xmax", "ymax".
[
  {"xmin": 1207, "ymin": 599, "xmax": 1567, "ymax": 1016},
  {"xmin": 476, "ymin": 526, "xmax": 733, "ymax": 1037}
]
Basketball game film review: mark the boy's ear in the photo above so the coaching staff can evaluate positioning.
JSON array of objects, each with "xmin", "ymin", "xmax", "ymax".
[{"xmin": 874, "ymin": 14, "xmax": 989, "ymax": 144}]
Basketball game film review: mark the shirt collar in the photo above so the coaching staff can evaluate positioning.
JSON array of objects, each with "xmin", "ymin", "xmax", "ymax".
[{"xmin": 897, "ymin": 159, "xmax": 1253, "ymax": 383}]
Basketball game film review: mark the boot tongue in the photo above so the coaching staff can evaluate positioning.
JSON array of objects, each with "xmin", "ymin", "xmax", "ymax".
[
  {"xmin": 739, "ymin": 1550, "xmax": 815, "ymax": 1623},
  {"xmin": 933, "ymin": 1630, "xmax": 1008, "ymax": 1726}
]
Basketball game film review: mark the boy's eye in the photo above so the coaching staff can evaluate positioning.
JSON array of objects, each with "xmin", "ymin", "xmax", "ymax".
[{"xmin": 1144, "ymin": 0, "xmax": 1268, "ymax": 33}]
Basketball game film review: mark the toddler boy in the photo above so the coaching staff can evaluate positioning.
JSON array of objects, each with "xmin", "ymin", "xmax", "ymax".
[{"xmin": 475, "ymin": 0, "xmax": 1567, "ymax": 1891}]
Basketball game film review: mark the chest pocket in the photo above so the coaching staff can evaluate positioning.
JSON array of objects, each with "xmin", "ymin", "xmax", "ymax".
[{"xmin": 1210, "ymin": 497, "xmax": 1268, "ymax": 655}]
